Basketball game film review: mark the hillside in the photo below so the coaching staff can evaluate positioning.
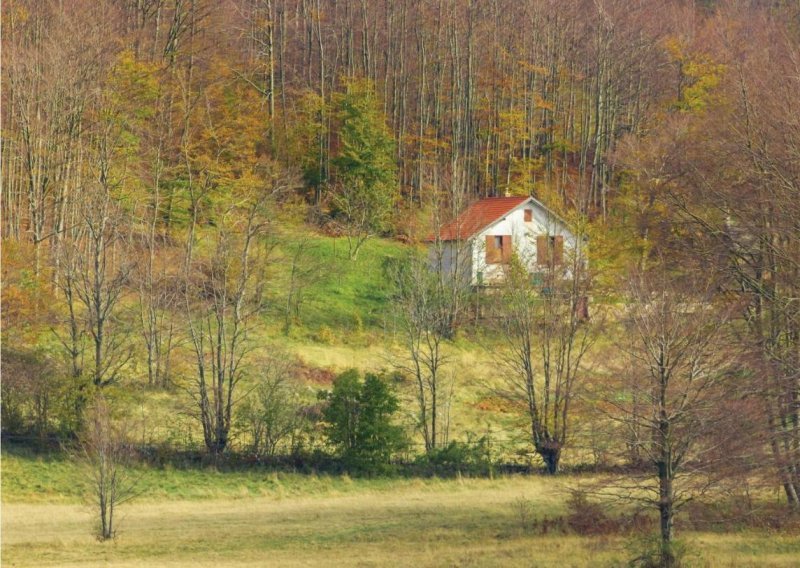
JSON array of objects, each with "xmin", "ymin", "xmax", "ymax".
[{"xmin": 3, "ymin": 1, "xmax": 800, "ymax": 564}]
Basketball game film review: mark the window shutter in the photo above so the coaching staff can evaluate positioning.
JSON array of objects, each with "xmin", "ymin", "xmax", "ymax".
[
  {"xmin": 553, "ymin": 235, "xmax": 564, "ymax": 264},
  {"xmin": 485, "ymin": 235, "xmax": 500, "ymax": 263},
  {"xmin": 501, "ymin": 236, "xmax": 513, "ymax": 262},
  {"xmin": 524, "ymin": 209, "xmax": 533, "ymax": 222},
  {"xmin": 536, "ymin": 236, "xmax": 548, "ymax": 266}
]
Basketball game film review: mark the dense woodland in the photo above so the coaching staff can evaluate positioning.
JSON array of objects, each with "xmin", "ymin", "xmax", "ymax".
[{"xmin": 3, "ymin": 0, "xmax": 800, "ymax": 561}]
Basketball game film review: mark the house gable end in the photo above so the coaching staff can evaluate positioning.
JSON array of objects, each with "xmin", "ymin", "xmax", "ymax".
[{"xmin": 471, "ymin": 197, "xmax": 574, "ymax": 243}]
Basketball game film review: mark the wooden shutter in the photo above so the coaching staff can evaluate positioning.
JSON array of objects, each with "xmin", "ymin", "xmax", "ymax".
[
  {"xmin": 485, "ymin": 235, "xmax": 501, "ymax": 264},
  {"xmin": 553, "ymin": 235, "xmax": 564, "ymax": 264},
  {"xmin": 536, "ymin": 235, "xmax": 548, "ymax": 266},
  {"xmin": 524, "ymin": 209, "xmax": 533, "ymax": 222},
  {"xmin": 501, "ymin": 235, "xmax": 513, "ymax": 263}
]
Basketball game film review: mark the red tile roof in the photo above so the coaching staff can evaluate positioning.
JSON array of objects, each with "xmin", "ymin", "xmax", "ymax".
[{"xmin": 428, "ymin": 197, "xmax": 530, "ymax": 241}]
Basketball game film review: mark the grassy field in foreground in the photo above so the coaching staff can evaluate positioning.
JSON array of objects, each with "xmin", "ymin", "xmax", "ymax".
[{"xmin": 3, "ymin": 451, "xmax": 800, "ymax": 567}]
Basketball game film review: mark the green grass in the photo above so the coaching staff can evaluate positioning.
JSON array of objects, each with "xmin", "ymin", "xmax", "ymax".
[
  {"xmin": 1, "ymin": 447, "xmax": 439, "ymax": 504},
  {"xmin": 3, "ymin": 451, "xmax": 799, "ymax": 567},
  {"xmin": 7, "ymin": 231, "xmax": 795, "ymax": 565},
  {"xmin": 266, "ymin": 232, "xmax": 409, "ymax": 335}
]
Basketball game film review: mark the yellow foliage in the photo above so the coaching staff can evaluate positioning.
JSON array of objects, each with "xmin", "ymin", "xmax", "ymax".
[
  {"xmin": 663, "ymin": 36, "xmax": 725, "ymax": 112},
  {"xmin": 0, "ymin": 241, "xmax": 56, "ymax": 343},
  {"xmin": 534, "ymin": 95, "xmax": 555, "ymax": 112}
]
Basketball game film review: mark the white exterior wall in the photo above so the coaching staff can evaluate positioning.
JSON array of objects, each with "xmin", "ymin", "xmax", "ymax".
[{"xmin": 471, "ymin": 198, "xmax": 578, "ymax": 285}]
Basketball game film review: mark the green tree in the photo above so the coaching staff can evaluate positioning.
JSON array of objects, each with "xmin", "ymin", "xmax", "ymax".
[
  {"xmin": 320, "ymin": 369, "xmax": 405, "ymax": 471},
  {"xmin": 331, "ymin": 79, "xmax": 397, "ymax": 260}
]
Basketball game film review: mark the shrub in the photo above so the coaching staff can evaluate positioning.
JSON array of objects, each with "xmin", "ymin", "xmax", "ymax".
[
  {"xmin": 315, "ymin": 325, "xmax": 335, "ymax": 344},
  {"xmin": 1, "ymin": 347, "xmax": 77, "ymax": 437},
  {"xmin": 565, "ymin": 490, "xmax": 621, "ymax": 536},
  {"xmin": 236, "ymin": 356, "xmax": 303, "ymax": 458},
  {"xmin": 511, "ymin": 496, "xmax": 537, "ymax": 533},
  {"xmin": 319, "ymin": 369, "xmax": 406, "ymax": 473},
  {"xmin": 413, "ymin": 435, "xmax": 493, "ymax": 477}
]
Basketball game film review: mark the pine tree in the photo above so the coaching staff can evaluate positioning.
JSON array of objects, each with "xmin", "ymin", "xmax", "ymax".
[{"xmin": 331, "ymin": 79, "xmax": 397, "ymax": 260}]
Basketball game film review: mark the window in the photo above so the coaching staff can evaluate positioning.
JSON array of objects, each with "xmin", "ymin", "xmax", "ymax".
[
  {"xmin": 486, "ymin": 235, "xmax": 512, "ymax": 264},
  {"xmin": 536, "ymin": 234, "xmax": 564, "ymax": 266},
  {"xmin": 524, "ymin": 208, "xmax": 533, "ymax": 222}
]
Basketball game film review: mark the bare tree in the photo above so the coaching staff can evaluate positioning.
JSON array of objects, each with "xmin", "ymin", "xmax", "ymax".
[
  {"xmin": 282, "ymin": 236, "xmax": 326, "ymax": 334},
  {"xmin": 77, "ymin": 396, "xmax": 140, "ymax": 541},
  {"xmin": 72, "ymin": 135, "xmax": 135, "ymax": 389},
  {"xmin": 603, "ymin": 272, "xmax": 737, "ymax": 566},
  {"xmin": 237, "ymin": 353, "xmax": 302, "ymax": 457},
  {"xmin": 136, "ymin": 245, "xmax": 180, "ymax": 389},
  {"xmin": 183, "ymin": 170, "xmax": 293, "ymax": 455},
  {"xmin": 388, "ymin": 253, "xmax": 455, "ymax": 452},
  {"xmin": 388, "ymin": 183, "xmax": 472, "ymax": 452},
  {"xmin": 2, "ymin": 1, "xmax": 115, "ymax": 275},
  {"xmin": 494, "ymin": 227, "xmax": 593, "ymax": 474},
  {"xmin": 134, "ymin": 79, "xmax": 182, "ymax": 389},
  {"xmin": 53, "ymin": 225, "xmax": 88, "ymax": 385}
]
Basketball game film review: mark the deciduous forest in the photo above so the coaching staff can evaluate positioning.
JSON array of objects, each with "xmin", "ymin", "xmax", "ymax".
[{"xmin": 2, "ymin": 1, "xmax": 800, "ymax": 566}]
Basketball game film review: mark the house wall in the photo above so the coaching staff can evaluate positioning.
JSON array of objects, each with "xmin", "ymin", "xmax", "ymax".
[
  {"xmin": 429, "ymin": 240, "xmax": 473, "ymax": 285},
  {"xmin": 471, "ymin": 199, "xmax": 579, "ymax": 285}
]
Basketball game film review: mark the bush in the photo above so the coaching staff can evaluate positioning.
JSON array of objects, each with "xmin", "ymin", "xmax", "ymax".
[
  {"xmin": 413, "ymin": 435, "xmax": 493, "ymax": 477},
  {"xmin": 319, "ymin": 369, "xmax": 406, "ymax": 473},
  {"xmin": 1, "ymin": 347, "xmax": 77, "ymax": 437},
  {"xmin": 315, "ymin": 325, "xmax": 335, "ymax": 344},
  {"xmin": 511, "ymin": 496, "xmax": 537, "ymax": 533},
  {"xmin": 236, "ymin": 356, "xmax": 303, "ymax": 458},
  {"xmin": 565, "ymin": 490, "xmax": 624, "ymax": 536}
]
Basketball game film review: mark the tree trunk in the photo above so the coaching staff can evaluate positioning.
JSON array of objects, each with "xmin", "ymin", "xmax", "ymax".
[{"xmin": 537, "ymin": 444, "xmax": 561, "ymax": 475}]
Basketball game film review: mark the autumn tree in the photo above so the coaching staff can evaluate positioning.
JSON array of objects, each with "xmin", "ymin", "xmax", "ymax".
[{"xmin": 616, "ymin": 4, "xmax": 800, "ymax": 506}]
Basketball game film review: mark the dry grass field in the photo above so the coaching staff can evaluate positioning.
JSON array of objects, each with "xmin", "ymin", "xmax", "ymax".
[{"xmin": 3, "ymin": 463, "xmax": 799, "ymax": 567}]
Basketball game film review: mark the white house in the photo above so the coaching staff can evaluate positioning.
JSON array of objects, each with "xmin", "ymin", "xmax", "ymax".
[{"xmin": 427, "ymin": 196, "xmax": 581, "ymax": 286}]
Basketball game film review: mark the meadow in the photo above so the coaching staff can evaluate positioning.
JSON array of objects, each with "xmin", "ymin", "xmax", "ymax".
[
  {"xmin": 5, "ymin": 235, "xmax": 797, "ymax": 567},
  {"xmin": 3, "ymin": 448, "xmax": 799, "ymax": 567}
]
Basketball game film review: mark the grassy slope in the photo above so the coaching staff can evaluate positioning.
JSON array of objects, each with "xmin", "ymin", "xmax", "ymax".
[
  {"xmin": 262, "ymin": 232, "xmax": 526, "ymax": 450},
  {"xmin": 9, "ymin": 229, "xmax": 594, "ymax": 461},
  {"xmin": 133, "ymin": 231, "xmax": 521, "ymax": 453},
  {"xmin": 3, "ymin": 450, "xmax": 798, "ymax": 567},
  {"xmin": 265, "ymin": 231, "xmax": 407, "ymax": 335}
]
